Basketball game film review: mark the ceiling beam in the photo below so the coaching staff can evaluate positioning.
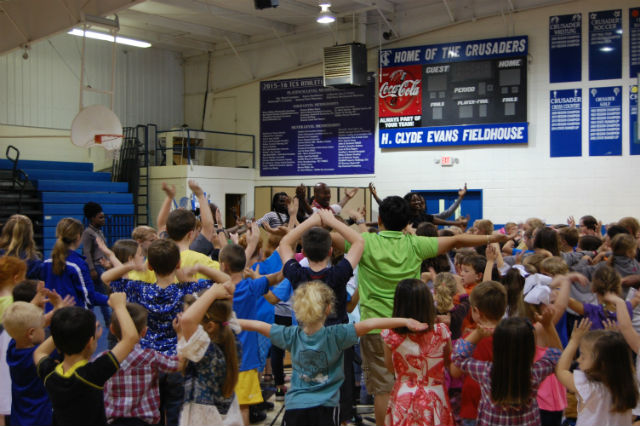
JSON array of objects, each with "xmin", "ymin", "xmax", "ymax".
[
  {"xmin": 351, "ymin": 0, "xmax": 394, "ymax": 14},
  {"xmin": 119, "ymin": 9, "xmax": 248, "ymax": 43},
  {"xmin": 118, "ymin": 23, "xmax": 216, "ymax": 52},
  {"xmin": 149, "ymin": 0, "xmax": 294, "ymax": 34}
]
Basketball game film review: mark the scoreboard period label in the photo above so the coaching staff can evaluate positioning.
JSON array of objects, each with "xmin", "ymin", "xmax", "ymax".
[{"xmin": 378, "ymin": 36, "xmax": 528, "ymax": 148}]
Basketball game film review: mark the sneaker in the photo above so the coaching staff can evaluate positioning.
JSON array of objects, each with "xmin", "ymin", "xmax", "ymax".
[
  {"xmin": 275, "ymin": 386, "xmax": 287, "ymax": 402},
  {"xmin": 249, "ymin": 406, "xmax": 267, "ymax": 424},
  {"xmin": 257, "ymin": 400, "xmax": 275, "ymax": 411}
]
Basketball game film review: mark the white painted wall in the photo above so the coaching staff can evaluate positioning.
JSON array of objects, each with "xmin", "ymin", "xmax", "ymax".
[
  {"xmin": 185, "ymin": 0, "xmax": 640, "ymax": 226},
  {"xmin": 0, "ymin": 31, "xmax": 183, "ymax": 169}
]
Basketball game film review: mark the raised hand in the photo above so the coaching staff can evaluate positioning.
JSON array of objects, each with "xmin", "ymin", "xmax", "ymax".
[
  {"xmin": 458, "ymin": 183, "xmax": 468, "ymax": 198},
  {"xmin": 162, "ymin": 182, "xmax": 176, "ymax": 199},
  {"xmin": 215, "ymin": 208, "xmax": 223, "ymax": 227},
  {"xmin": 288, "ymin": 197, "xmax": 299, "ymax": 217},
  {"xmin": 108, "ymin": 292, "xmax": 127, "ymax": 310},
  {"xmin": 243, "ymin": 266, "xmax": 260, "ymax": 280},
  {"xmin": 368, "ymin": 182, "xmax": 377, "ymax": 197},
  {"xmin": 567, "ymin": 216, "xmax": 576, "ymax": 228},
  {"xmin": 344, "ymin": 187, "xmax": 358, "ymax": 199},
  {"xmin": 188, "ymin": 179, "xmax": 204, "ymax": 197},
  {"xmin": 570, "ymin": 317, "xmax": 592, "ymax": 341}
]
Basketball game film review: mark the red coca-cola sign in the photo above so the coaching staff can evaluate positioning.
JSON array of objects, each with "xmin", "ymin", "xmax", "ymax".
[{"xmin": 378, "ymin": 65, "xmax": 422, "ymax": 117}]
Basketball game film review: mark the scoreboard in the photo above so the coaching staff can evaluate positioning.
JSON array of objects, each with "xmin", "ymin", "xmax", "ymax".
[{"xmin": 379, "ymin": 36, "xmax": 528, "ymax": 148}]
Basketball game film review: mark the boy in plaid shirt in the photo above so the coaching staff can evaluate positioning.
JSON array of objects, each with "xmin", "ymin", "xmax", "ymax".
[{"xmin": 104, "ymin": 303, "xmax": 180, "ymax": 426}]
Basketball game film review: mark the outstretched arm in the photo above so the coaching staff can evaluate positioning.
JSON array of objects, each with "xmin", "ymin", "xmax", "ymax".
[
  {"xmin": 238, "ymin": 318, "xmax": 272, "ymax": 337},
  {"xmin": 436, "ymin": 233, "xmax": 512, "ymax": 255},
  {"xmin": 354, "ymin": 317, "xmax": 428, "ymax": 337},
  {"xmin": 435, "ymin": 183, "xmax": 467, "ymax": 219},
  {"xmin": 157, "ymin": 182, "xmax": 176, "ymax": 233}
]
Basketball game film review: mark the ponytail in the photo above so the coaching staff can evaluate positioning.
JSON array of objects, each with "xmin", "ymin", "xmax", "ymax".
[
  {"xmin": 217, "ymin": 320, "xmax": 239, "ymax": 397},
  {"xmin": 52, "ymin": 218, "xmax": 83, "ymax": 275}
]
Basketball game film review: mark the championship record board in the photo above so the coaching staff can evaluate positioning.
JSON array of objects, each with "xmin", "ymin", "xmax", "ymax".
[{"xmin": 378, "ymin": 36, "xmax": 528, "ymax": 148}]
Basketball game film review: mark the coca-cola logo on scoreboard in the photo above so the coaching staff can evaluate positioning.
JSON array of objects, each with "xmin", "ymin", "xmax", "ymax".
[{"xmin": 379, "ymin": 65, "xmax": 422, "ymax": 117}]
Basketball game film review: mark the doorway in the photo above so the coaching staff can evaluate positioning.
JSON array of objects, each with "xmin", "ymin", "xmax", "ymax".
[
  {"xmin": 413, "ymin": 189, "xmax": 483, "ymax": 228},
  {"xmin": 225, "ymin": 193, "xmax": 245, "ymax": 228}
]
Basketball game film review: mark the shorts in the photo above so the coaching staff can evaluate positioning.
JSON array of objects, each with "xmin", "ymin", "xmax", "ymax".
[
  {"xmin": 360, "ymin": 333, "xmax": 394, "ymax": 395},
  {"xmin": 235, "ymin": 369, "xmax": 264, "ymax": 405}
]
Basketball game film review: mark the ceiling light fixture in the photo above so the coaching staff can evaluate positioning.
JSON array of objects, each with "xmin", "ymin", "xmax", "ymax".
[
  {"xmin": 67, "ymin": 28, "xmax": 152, "ymax": 48},
  {"xmin": 317, "ymin": 2, "xmax": 336, "ymax": 24}
]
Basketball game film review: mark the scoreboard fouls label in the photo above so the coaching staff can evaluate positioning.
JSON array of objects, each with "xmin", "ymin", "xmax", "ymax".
[{"xmin": 378, "ymin": 36, "xmax": 528, "ymax": 148}]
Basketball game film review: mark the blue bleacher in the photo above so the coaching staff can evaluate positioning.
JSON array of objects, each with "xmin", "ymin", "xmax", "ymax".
[{"xmin": 0, "ymin": 159, "xmax": 135, "ymax": 257}]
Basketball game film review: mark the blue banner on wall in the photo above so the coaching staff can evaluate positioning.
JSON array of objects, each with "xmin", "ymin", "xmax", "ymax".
[
  {"xmin": 550, "ymin": 89, "xmax": 582, "ymax": 157},
  {"xmin": 631, "ymin": 85, "xmax": 640, "ymax": 155},
  {"xmin": 630, "ymin": 8, "xmax": 640, "ymax": 77},
  {"xmin": 589, "ymin": 86, "xmax": 622, "ymax": 156},
  {"xmin": 549, "ymin": 14, "xmax": 582, "ymax": 83},
  {"xmin": 589, "ymin": 10, "xmax": 622, "ymax": 81},
  {"xmin": 379, "ymin": 123, "xmax": 527, "ymax": 148},
  {"xmin": 260, "ymin": 76, "xmax": 375, "ymax": 176},
  {"xmin": 378, "ymin": 36, "xmax": 527, "ymax": 67}
]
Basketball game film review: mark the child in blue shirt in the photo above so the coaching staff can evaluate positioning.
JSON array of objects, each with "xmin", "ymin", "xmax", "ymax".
[
  {"xmin": 218, "ymin": 243, "xmax": 282, "ymax": 425},
  {"xmin": 238, "ymin": 280, "xmax": 428, "ymax": 426}
]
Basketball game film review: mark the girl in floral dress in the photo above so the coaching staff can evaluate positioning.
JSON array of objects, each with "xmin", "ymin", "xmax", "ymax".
[
  {"xmin": 382, "ymin": 278, "xmax": 454, "ymax": 426},
  {"xmin": 177, "ymin": 283, "xmax": 243, "ymax": 426}
]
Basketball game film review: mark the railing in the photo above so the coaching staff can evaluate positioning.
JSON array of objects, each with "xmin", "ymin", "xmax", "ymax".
[
  {"xmin": 5, "ymin": 145, "xmax": 31, "ymax": 213},
  {"xmin": 83, "ymin": 214, "xmax": 135, "ymax": 247},
  {"xmin": 154, "ymin": 127, "xmax": 256, "ymax": 169}
]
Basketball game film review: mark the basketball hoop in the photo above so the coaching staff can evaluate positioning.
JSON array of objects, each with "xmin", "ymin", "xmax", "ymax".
[
  {"xmin": 94, "ymin": 134, "xmax": 124, "ymax": 144},
  {"xmin": 71, "ymin": 105, "xmax": 123, "ymax": 151}
]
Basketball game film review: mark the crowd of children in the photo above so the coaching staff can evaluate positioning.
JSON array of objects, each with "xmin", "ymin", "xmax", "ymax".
[{"xmin": 1, "ymin": 180, "xmax": 640, "ymax": 426}]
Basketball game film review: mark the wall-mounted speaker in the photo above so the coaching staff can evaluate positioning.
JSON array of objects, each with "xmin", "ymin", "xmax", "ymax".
[{"xmin": 323, "ymin": 43, "xmax": 367, "ymax": 88}]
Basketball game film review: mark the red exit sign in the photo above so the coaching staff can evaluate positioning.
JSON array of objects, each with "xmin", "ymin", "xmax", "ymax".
[{"xmin": 441, "ymin": 156, "xmax": 453, "ymax": 166}]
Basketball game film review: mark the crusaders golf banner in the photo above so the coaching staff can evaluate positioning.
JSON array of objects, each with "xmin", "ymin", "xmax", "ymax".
[{"xmin": 378, "ymin": 36, "xmax": 528, "ymax": 148}]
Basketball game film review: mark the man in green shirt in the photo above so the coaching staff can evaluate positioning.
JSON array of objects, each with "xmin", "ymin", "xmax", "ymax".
[{"xmin": 337, "ymin": 195, "xmax": 510, "ymax": 425}]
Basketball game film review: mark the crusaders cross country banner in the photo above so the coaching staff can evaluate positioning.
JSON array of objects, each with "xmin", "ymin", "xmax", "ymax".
[{"xmin": 378, "ymin": 36, "xmax": 528, "ymax": 148}]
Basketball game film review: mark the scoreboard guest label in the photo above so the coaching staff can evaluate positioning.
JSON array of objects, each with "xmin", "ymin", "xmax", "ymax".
[{"xmin": 378, "ymin": 36, "xmax": 528, "ymax": 149}]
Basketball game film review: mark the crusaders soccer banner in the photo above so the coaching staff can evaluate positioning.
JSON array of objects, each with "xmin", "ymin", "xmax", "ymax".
[{"xmin": 378, "ymin": 36, "xmax": 528, "ymax": 148}]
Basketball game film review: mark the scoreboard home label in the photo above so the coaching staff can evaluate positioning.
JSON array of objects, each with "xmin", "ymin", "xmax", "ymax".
[{"xmin": 378, "ymin": 36, "xmax": 528, "ymax": 148}]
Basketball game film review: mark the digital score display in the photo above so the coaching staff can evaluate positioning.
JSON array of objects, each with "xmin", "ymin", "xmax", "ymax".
[
  {"xmin": 378, "ymin": 36, "xmax": 528, "ymax": 148},
  {"xmin": 420, "ymin": 57, "xmax": 526, "ymax": 127}
]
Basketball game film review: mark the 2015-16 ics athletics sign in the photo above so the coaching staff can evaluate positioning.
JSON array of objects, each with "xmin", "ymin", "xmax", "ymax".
[{"xmin": 378, "ymin": 36, "xmax": 528, "ymax": 148}]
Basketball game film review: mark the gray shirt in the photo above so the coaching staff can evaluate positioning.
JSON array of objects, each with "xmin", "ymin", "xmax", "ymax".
[{"xmin": 81, "ymin": 225, "xmax": 105, "ymax": 270}]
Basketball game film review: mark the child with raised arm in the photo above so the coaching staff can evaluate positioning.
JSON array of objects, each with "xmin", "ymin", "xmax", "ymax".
[
  {"xmin": 33, "ymin": 293, "xmax": 139, "ymax": 426},
  {"xmin": 101, "ymin": 238, "xmax": 229, "ymax": 426},
  {"xmin": 556, "ymin": 318, "xmax": 638, "ymax": 426},
  {"xmin": 104, "ymin": 303, "xmax": 180, "ymax": 426},
  {"xmin": 453, "ymin": 315, "xmax": 561, "ymax": 426},
  {"xmin": 218, "ymin": 243, "xmax": 283, "ymax": 425},
  {"xmin": 238, "ymin": 280, "xmax": 428, "ymax": 426},
  {"xmin": 177, "ymin": 283, "xmax": 241, "ymax": 425},
  {"xmin": 129, "ymin": 180, "xmax": 221, "ymax": 284},
  {"xmin": 279, "ymin": 209, "xmax": 364, "ymax": 326}
]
